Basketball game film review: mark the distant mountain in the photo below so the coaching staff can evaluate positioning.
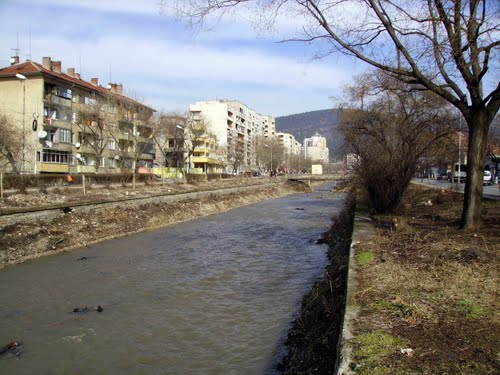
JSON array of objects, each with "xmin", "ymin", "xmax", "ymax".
[{"xmin": 275, "ymin": 109, "xmax": 344, "ymax": 158}]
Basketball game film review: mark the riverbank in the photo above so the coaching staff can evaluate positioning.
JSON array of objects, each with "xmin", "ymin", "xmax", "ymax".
[
  {"xmin": 278, "ymin": 195, "xmax": 355, "ymax": 374},
  {"xmin": 342, "ymin": 185, "xmax": 499, "ymax": 374},
  {"xmin": 0, "ymin": 178, "xmax": 312, "ymax": 268},
  {"xmin": 278, "ymin": 183, "xmax": 499, "ymax": 374}
]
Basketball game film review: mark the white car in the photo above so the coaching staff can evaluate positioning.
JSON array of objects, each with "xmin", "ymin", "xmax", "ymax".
[{"xmin": 483, "ymin": 170, "xmax": 492, "ymax": 185}]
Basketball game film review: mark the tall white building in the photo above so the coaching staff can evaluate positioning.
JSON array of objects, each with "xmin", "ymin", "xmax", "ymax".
[
  {"xmin": 276, "ymin": 132, "xmax": 302, "ymax": 156},
  {"xmin": 304, "ymin": 133, "xmax": 329, "ymax": 162},
  {"xmin": 189, "ymin": 100, "xmax": 275, "ymax": 171}
]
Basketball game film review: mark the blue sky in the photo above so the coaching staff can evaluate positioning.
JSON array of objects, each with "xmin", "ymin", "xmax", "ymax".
[{"xmin": 0, "ymin": 0, "xmax": 366, "ymax": 117}]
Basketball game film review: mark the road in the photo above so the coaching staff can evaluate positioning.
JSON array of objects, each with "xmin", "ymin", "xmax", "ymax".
[{"xmin": 412, "ymin": 178, "xmax": 500, "ymax": 200}]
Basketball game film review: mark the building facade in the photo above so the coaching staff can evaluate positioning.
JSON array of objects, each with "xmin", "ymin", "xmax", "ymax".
[
  {"xmin": 0, "ymin": 56, "xmax": 155, "ymax": 174},
  {"xmin": 304, "ymin": 133, "xmax": 329, "ymax": 163},
  {"xmin": 189, "ymin": 100, "xmax": 276, "ymax": 172},
  {"xmin": 276, "ymin": 132, "xmax": 302, "ymax": 156}
]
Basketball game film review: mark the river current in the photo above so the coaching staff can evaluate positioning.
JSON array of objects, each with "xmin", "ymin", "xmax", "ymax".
[{"xmin": 0, "ymin": 184, "xmax": 346, "ymax": 374}]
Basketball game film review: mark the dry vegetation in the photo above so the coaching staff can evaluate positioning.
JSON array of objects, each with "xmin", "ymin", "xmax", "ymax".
[
  {"xmin": 0, "ymin": 177, "xmax": 310, "ymax": 268},
  {"xmin": 349, "ymin": 185, "xmax": 499, "ymax": 374}
]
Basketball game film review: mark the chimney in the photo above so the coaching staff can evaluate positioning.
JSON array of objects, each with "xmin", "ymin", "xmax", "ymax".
[
  {"xmin": 117, "ymin": 84, "xmax": 123, "ymax": 95},
  {"xmin": 75, "ymin": 73, "xmax": 81, "ymax": 80},
  {"xmin": 52, "ymin": 61, "xmax": 62, "ymax": 73},
  {"xmin": 108, "ymin": 83, "xmax": 117, "ymax": 93},
  {"xmin": 91, "ymin": 78, "xmax": 99, "ymax": 86},
  {"xmin": 42, "ymin": 56, "xmax": 52, "ymax": 70},
  {"xmin": 67, "ymin": 68, "xmax": 75, "ymax": 77},
  {"xmin": 10, "ymin": 56, "xmax": 19, "ymax": 65}
]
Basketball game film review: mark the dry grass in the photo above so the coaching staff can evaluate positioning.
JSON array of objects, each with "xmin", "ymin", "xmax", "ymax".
[{"xmin": 349, "ymin": 185, "xmax": 499, "ymax": 374}]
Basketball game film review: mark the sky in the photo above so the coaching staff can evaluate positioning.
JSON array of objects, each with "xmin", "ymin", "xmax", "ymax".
[{"xmin": 0, "ymin": 0, "xmax": 366, "ymax": 117}]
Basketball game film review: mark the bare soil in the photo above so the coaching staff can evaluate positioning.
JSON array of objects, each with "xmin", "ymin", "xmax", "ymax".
[
  {"xmin": 347, "ymin": 185, "xmax": 499, "ymax": 374},
  {"xmin": 0, "ymin": 178, "xmax": 311, "ymax": 268}
]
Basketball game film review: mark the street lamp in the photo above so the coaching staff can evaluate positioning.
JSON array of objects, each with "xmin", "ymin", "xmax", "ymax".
[
  {"xmin": 16, "ymin": 73, "xmax": 27, "ymax": 173},
  {"xmin": 175, "ymin": 124, "xmax": 185, "ymax": 177},
  {"xmin": 265, "ymin": 143, "xmax": 273, "ymax": 176}
]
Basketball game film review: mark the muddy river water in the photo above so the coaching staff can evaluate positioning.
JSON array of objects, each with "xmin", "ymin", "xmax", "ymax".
[{"xmin": 0, "ymin": 185, "xmax": 346, "ymax": 374}]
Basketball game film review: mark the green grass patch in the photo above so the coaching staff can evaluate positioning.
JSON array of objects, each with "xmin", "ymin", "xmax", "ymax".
[
  {"xmin": 355, "ymin": 251, "xmax": 374, "ymax": 266},
  {"xmin": 354, "ymin": 331, "xmax": 408, "ymax": 373},
  {"xmin": 459, "ymin": 298, "xmax": 485, "ymax": 320},
  {"xmin": 370, "ymin": 299, "xmax": 415, "ymax": 318}
]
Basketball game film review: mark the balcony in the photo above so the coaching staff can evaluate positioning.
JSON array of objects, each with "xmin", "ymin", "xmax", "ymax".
[
  {"xmin": 77, "ymin": 165, "xmax": 97, "ymax": 174},
  {"xmin": 44, "ymin": 93, "xmax": 72, "ymax": 107},
  {"xmin": 43, "ymin": 118, "xmax": 72, "ymax": 130},
  {"xmin": 42, "ymin": 141, "xmax": 72, "ymax": 152},
  {"xmin": 37, "ymin": 162, "xmax": 70, "ymax": 173},
  {"xmin": 118, "ymin": 132, "xmax": 130, "ymax": 140},
  {"xmin": 139, "ymin": 143, "xmax": 156, "ymax": 155}
]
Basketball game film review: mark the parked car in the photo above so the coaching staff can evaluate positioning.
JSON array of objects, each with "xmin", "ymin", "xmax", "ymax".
[
  {"xmin": 483, "ymin": 170, "xmax": 492, "ymax": 185},
  {"xmin": 437, "ymin": 172, "xmax": 448, "ymax": 181}
]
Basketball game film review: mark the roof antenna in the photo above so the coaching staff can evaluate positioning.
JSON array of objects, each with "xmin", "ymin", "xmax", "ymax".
[
  {"xmin": 27, "ymin": 26, "xmax": 32, "ymax": 60},
  {"xmin": 11, "ymin": 32, "xmax": 21, "ymax": 58},
  {"xmin": 109, "ymin": 64, "xmax": 112, "ymax": 83}
]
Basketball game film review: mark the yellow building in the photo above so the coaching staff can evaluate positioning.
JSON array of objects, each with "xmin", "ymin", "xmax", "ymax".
[{"xmin": 0, "ymin": 56, "xmax": 155, "ymax": 174}]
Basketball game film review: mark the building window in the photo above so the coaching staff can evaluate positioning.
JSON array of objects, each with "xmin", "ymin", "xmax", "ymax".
[
  {"xmin": 41, "ymin": 150, "xmax": 71, "ymax": 164},
  {"xmin": 57, "ymin": 129, "xmax": 72, "ymax": 143},
  {"xmin": 52, "ymin": 86, "xmax": 72, "ymax": 99},
  {"xmin": 107, "ymin": 157, "xmax": 114, "ymax": 168},
  {"xmin": 44, "ymin": 107, "xmax": 58, "ymax": 120},
  {"xmin": 108, "ymin": 139, "xmax": 115, "ymax": 150},
  {"xmin": 99, "ymin": 157, "xmax": 105, "ymax": 168},
  {"xmin": 84, "ymin": 96, "xmax": 96, "ymax": 106}
]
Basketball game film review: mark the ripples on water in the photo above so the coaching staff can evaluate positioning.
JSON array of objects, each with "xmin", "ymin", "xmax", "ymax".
[{"xmin": 0, "ymin": 184, "xmax": 345, "ymax": 374}]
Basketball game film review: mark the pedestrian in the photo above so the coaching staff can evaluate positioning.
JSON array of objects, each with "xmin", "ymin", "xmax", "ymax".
[{"xmin": 66, "ymin": 174, "xmax": 73, "ymax": 186}]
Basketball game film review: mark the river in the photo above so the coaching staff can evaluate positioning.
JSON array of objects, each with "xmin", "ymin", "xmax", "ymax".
[{"xmin": 0, "ymin": 184, "xmax": 346, "ymax": 374}]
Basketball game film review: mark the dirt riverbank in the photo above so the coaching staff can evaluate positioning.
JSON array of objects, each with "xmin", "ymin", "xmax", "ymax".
[
  {"xmin": 344, "ymin": 185, "xmax": 499, "ymax": 374},
  {"xmin": 0, "ymin": 178, "xmax": 312, "ymax": 268},
  {"xmin": 278, "ymin": 196, "xmax": 355, "ymax": 374}
]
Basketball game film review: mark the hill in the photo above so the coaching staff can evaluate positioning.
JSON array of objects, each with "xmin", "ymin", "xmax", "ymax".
[{"xmin": 275, "ymin": 109, "xmax": 344, "ymax": 158}]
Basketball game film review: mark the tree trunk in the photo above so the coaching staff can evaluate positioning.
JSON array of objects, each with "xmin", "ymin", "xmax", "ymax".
[{"xmin": 461, "ymin": 111, "xmax": 489, "ymax": 229}]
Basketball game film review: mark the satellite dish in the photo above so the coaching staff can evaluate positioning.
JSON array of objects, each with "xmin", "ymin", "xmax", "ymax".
[
  {"xmin": 76, "ymin": 153, "xmax": 81, "ymax": 159},
  {"xmin": 115, "ymin": 155, "xmax": 120, "ymax": 160},
  {"xmin": 38, "ymin": 130, "xmax": 47, "ymax": 138},
  {"xmin": 75, "ymin": 142, "xmax": 81, "ymax": 148}
]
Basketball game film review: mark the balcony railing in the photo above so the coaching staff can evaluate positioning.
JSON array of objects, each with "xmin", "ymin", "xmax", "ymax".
[{"xmin": 44, "ymin": 93, "xmax": 72, "ymax": 107}]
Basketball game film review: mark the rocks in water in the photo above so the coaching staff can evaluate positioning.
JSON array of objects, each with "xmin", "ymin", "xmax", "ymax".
[
  {"xmin": 71, "ymin": 305, "xmax": 103, "ymax": 313},
  {"xmin": 0, "ymin": 341, "xmax": 23, "ymax": 358}
]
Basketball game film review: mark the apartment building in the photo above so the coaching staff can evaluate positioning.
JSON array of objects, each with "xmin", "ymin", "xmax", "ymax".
[
  {"xmin": 0, "ymin": 56, "xmax": 155, "ymax": 174},
  {"xmin": 276, "ymin": 132, "xmax": 302, "ymax": 156},
  {"xmin": 304, "ymin": 133, "xmax": 330, "ymax": 162},
  {"xmin": 189, "ymin": 100, "xmax": 276, "ymax": 172}
]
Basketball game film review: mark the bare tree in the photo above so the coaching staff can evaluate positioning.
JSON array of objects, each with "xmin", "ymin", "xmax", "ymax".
[
  {"xmin": 73, "ymin": 94, "xmax": 116, "ymax": 171},
  {"xmin": 0, "ymin": 111, "xmax": 22, "ymax": 173},
  {"xmin": 186, "ymin": 115, "xmax": 216, "ymax": 173},
  {"xmin": 288, "ymin": 152, "xmax": 313, "ymax": 174},
  {"xmin": 254, "ymin": 135, "xmax": 284, "ymax": 173},
  {"xmin": 171, "ymin": 0, "xmax": 500, "ymax": 228},
  {"xmin": 150, "ymin": 112, "xmax": 187, "ymax": 169},
  {"xmin": 340, "ymin": 71, "xmax": 454, "ymax": 212},
  {"xmin": 226, "ymin": 141, "xmax": 246, "ymax": 173}
]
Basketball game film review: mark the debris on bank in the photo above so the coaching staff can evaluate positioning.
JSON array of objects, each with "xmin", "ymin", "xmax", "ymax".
[{"xmin": 278, "ymin": 196, "xmax": 355, "ymax": 374}]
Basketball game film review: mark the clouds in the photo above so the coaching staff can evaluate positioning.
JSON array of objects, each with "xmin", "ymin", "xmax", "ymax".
[{"xmin": 0, "ymin": 0, "xmax": 362, "ymax": 116}]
